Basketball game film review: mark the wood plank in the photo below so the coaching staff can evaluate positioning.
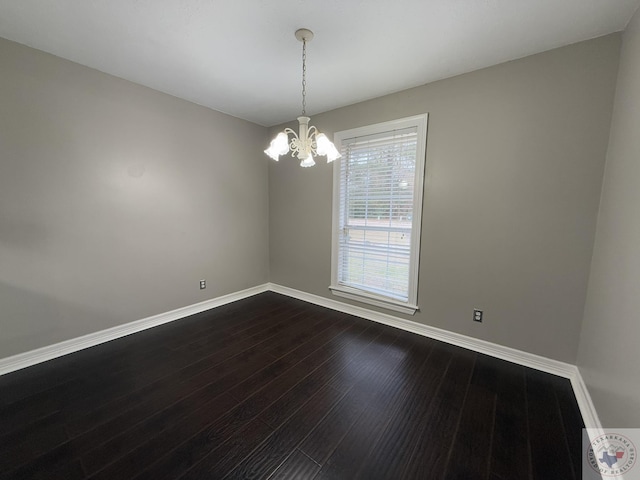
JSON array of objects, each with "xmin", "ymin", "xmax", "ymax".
[
  {"xmin": 175, "ymin": 416, "xmax": 276, "ymax": 480},
  {"xmin": 549, "ymin": 374, "xmax": 584, "ymax": 479},
  {"xmin": 0, "ymin": 297, "xmax": 287, "ymax": 440},
  {"xmin": 9, "ymin": 336, "xmax": 276, "ymax": 474},
  {"xmin": 0, "ymin": 458, "xmax": 85, "ymax": 480},
  {"xmin": 526, "ymin": 369, "xmax": 576, "ymax": 480},
  {"xmin": 0, "ymin": 293, "xmax": 284, "ymax": 408},
  {"xmin": 313, "ymin": 402, "xmax": 389, "ymax": 480},
  {"xmin": 313, "ymin": 339, "xmax": 448, "ymax": 480},
  {"xmin": 80, "ymin": 308, "xmax": 330, "ymax": 475},
  {"xmin": 472, "ymin": 355, "xmax": 531, "ymax": 480},
  {"xmin": 219, "ymin": 384, "xmax": 347, "ymax": 479},
  {"xmin": 268, "ymin": 449, "xmax": 321, "ymax": 480},
  {"xmin": 65, "ymin": 300, "xmax": 307, "ymax": 437},
  {"xmin": 121, "ymin": 323, "xmax": 378, "ymax": 480},
  {"xmin": 80, "ymin": 371, "xmax": 255, "ymax": 474},
  {"xmin": 443, "ymin": 383, "xmax": 496, "ymax": 480},
  {"xmin": 226, "ymin": 316, "xmax": 356, "ymax": 402},
  {"xmin": 151, "ymin": 325, "xmax": 387, "ymax": 480},
  {"xmin": 0, "ymin": 411, "xmax": 68, "ymax": 473},
  {"xmin": 300, "ymin": 334, "xmax": 435, "ymax": 466},
  {"xmin": 259, "ymin": 328, "xmax": 401, "ymax": 429},
  {"xmin": 399, "ymin": 346, "xmax": 477, "ymax": 479},
  {"xmin": 351, "ymin": 343, "xmax": 458, "ymax": 479},
  {"xmin": 297, "ymin": 384, "xmax": 367, "ymax": 466}
]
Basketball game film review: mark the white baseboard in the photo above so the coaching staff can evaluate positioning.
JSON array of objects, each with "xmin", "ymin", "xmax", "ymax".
[
  {"xmin": 570, "ymin": 369, "xmax": 603, "ymax": 430},
  {"xmin": 0, "ymin": 284, "xmax": 269, "ymax": 376},
  {"xmin": 268, "ymin": 282, "xmax": 603, "ymax": 430},
  {"xmin": 0, "ymin": 280, "xmax": 602, "ymax": 431}
]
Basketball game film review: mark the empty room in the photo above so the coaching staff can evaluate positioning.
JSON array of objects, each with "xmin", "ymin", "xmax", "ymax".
[{"xmin": 1, "ymin": 1, "xmax": 639, "ymax": 479}]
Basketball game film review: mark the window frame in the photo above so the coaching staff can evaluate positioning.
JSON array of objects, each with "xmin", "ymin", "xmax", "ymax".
[{"xmin": 330, "ymin": 114, "xmax": 428, "ymax": 315}]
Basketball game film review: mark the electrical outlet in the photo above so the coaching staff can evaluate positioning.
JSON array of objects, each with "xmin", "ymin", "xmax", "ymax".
[
  {"xmin": 200, "ymin": 280, "xmax": 206, "ymax": 290},
  {"xmin": 473, "ymin": 309, "xmax": 483, "ymax": 323}
]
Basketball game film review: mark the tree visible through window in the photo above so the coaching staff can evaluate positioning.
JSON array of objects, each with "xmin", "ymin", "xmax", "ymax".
[{"xmin": 331, "ymin": 115, "xmax": 428, "ymax": 314}]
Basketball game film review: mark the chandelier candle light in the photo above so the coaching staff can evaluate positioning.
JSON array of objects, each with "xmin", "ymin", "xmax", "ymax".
[{"xmin": 264, "ymin": 28, "xmax": 341, "ymax": 167}]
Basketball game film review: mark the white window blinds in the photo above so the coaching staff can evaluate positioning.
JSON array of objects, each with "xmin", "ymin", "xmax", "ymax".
[{"xmin": 331, "ymin": 114, "xmax": 427, "ymax": 314}]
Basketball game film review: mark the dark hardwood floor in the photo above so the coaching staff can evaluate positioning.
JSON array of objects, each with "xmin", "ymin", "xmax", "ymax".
[{"xmin": 0, "ymin": 292, "xmax": 584, "ymax": 479}]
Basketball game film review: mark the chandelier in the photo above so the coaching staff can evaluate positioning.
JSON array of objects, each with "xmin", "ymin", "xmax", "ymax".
[{"xmin": 264, "ymin": 28, "xmax": 341, "ymax": 167}]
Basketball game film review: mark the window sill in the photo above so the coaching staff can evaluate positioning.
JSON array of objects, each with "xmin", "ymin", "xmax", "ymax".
[{"xmin": 329, "ymin": 285, "xmax": 419, "ymax": 315}]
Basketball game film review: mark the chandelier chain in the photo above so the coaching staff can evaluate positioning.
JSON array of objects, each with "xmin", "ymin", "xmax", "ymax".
[{"xmin": 301, "ymin": 38, "xmax": 307, "ymax": 116}]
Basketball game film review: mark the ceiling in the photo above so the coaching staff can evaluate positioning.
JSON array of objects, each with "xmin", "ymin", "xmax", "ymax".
[{"xmin": 1, "ymin": 1, "xmax": 638, "ymax": 127}]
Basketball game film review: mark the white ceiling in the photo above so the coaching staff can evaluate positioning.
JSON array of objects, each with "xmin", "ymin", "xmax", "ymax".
[{"xmin": 1, "ymin": 0, "xmax": 638, "ymax": 127}]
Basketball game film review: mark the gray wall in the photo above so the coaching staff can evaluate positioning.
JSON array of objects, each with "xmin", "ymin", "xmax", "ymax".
[
  {"xmin": 578, "ymin": 8, "xmax": 640, "ymax": 427},
  {"xmin": 0, "ymin": 38, "xmax": 269, "ymax": 358},
  {"xmin": 269, "ymin": 35, "xmax": 621, "ymax": 363}
]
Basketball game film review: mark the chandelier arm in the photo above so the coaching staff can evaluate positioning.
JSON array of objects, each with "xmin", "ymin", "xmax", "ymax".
[
  {"xmin": 281, "ymin": 127, "xmax": 301, "ymax": 157},
  {"xmin": 306, "ymin": 125, "xmax": 318, "ymax": 154},
  {"xmin": 306, "ymin": 125, "xmax": 318, "ymax": 139}
]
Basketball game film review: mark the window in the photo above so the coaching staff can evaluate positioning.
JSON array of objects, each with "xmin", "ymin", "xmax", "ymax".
[{"xmin": 330, "ymin": 114, "xmax": 428, "ymax": 315}]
